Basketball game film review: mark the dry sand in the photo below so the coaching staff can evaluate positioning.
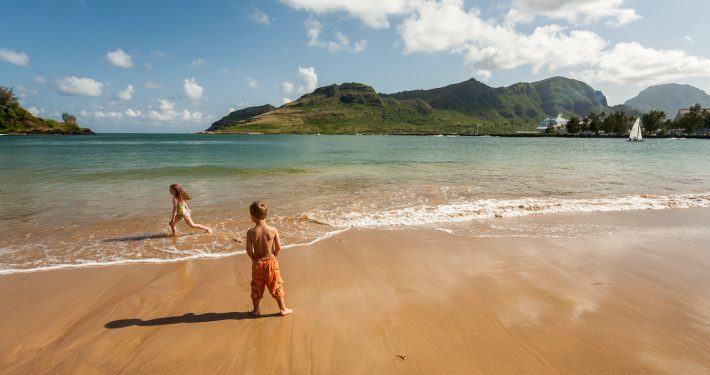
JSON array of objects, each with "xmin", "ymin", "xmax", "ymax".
[{"xmin": 1, "ymin": 208, "xmax": 710, "ymax": 374}]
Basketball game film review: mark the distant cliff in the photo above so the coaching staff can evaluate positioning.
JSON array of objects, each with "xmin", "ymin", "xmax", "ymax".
[{"xmin": 1, "ymin": 86, "xmax": 94, "ymax": 135}]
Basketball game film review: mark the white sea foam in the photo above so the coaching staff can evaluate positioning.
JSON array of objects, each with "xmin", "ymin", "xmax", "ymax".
[
  {"xmin": 308, "ymin": 193, "xmax": 710, "ymax": 228},
  {"xmin": 2, "ymin": 194, "xmax": 710, "ymax": 276}
]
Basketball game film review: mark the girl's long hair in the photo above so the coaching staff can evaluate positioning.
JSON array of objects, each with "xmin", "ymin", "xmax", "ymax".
[{"xmin": 170, "ymin": 184, "xmax": 192, "ymax": 201}]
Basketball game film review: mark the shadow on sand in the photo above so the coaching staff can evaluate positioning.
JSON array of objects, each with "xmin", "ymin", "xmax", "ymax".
[
  {"xmin": 105, "ymin": 311, "xmax": 281, "ymax": 329},
  {"xmin": 103, "ymin": 233, "xmax": 176, "ymax": 242}
]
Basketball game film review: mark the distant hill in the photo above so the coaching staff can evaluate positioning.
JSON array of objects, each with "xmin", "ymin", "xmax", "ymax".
[
  {"xmin": 386, "ymin": 76, "xmax": 607, "ymax": 121},
  {"xmin": 206, "ymin": 104, "xmax": 276, "ymax": 131},
  {"xmin": 208, "ymin": 77, "xmax": 615, "ymax": 135},
  {"xmin": 624, "ymin": 83, "xmax": 710, "ymax": 117},
  {"xmin": 1, "ymin": 86, "xmax": 93, "ymax": 135},
  {"xmin": 209, "ymin": 83, "xmax": 507, "ymax": 134}
]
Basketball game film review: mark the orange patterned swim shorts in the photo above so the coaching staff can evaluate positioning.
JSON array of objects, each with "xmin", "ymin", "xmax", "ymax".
[{"xmin": 251, "ymin": 257, "xmax": 285, "ymax": 300}]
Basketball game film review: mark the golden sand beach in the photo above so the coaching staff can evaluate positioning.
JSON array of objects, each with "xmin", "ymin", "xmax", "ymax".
[{"xmin": 1, "ymin": 208, "xmax": 710, "ymax": 374}]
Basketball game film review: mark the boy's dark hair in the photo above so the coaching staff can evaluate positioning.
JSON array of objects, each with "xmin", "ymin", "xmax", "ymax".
[{"xmin": 250, "ymin": 201, "xmax": 268, "ymax": 220}]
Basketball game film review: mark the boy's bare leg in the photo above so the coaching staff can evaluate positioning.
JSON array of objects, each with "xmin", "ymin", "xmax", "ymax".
[
  {"xmin": 251, "ymin": 297, "xmax": 261, "ymax": 317},
  {"xmin": 277, "ymin": 297, "xmax": 293, "ymax": 316},
  {"xmin": 169, "ymin": 220, "xmax": 177, "ymax": 236}
]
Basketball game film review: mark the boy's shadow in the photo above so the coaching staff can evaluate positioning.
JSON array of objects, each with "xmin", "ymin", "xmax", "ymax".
[{"xmin": 105, "ymin": 311, "xmax": 281, "ymax": 329}]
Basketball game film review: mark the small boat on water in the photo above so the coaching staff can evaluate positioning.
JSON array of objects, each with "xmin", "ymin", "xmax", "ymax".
[{"xmin": 628, "ymin": 118, "xmax": 643, "ymax": 142}]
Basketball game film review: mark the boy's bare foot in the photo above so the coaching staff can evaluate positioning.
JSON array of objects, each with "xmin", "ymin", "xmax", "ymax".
[
  {"xmin": 251, "ymin": 310, "xmax": 261, "ymax": 317},
  {"xmin": 205, "ymin": 227, "xmax": 213, "ymax": 234},
  {"xmin": 279, "ymin": 308, "xmax": 294, "ymax": 316}
]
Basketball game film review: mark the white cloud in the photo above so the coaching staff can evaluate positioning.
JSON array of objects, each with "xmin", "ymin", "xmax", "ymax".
[
  {"xmin": 247, "ymin": 77, "xmax": 259, "ymax": 88},
  {"xmin": 306, "ymin": 18, "xmax": 323, "ymax": 46},
  {"xmin": 182, "ymin": 109, "xmax": 204, "ymax": 121},
  {"xmin": 249, "ymin": 8, "xmax": 272, "ymax": 25},
  {"xmin": 282, "ymin": 81, "xmax": 295, "ymax": 94},
  {"xmin": 297, "ymin": 66, "xmax": 318, "ymax": 93},
  {"xmin": 106, "ymin": 49, "xmax": 133, "ymax": 68},
  {"xmin": 146, "ymin": 99, "xmax": 205, "ymax": 123},
  {"xmin": 144, "ymin": 81, "xmax": 162, "ymax": 89},
  {"xmin": 125, "ymin": 108, "xmax": 142, "ymax": 118},
  {"xmin": 183, "ymin": 77, "xmax": 204, "ymax": 101},
  {"xmin": 396, "ymin": 0, "xmax": 710, "ymax": 84},
  {"xmin": 34, "ymin": 76, "xmax": 48, "ymax": 85},
  {"xmin": 305, "ymin": 19, "xmax": 368, "ymax": 53},
  {"xmin": 505, "ymin": 0, "xmax": 641, "ymax": 27},
  {"xmin": 282, "ymin": 0, "xmax": 410, "ymax": 28},
  {"xmin": 186, "ymin": 58, "xmax": 207, "ymax": 69},
  {"xmin": 15, "ymin": 86, "xmax": 34, "ymax": 99},
  {"xmin": 117, "ymin": 84, "xmax": 134, "ymax": 101},
  {"xmin": 0, "ymin": 48, "xmax": 29, "ymax": 66},
  {"xmin": 352, "ymin": 39, "xmax": 368, "ymax": 52},
  {"xmin": 229, "ymin": 101, "xmax": 249, "ymax": 112},
  {"xmin": 57, "ymin": 76, "xmax": 104, "ymax": 96},
  {"xmin": 684, "ymin": 35, "xmax": 693, "ymax": 43},
  {"xmin": 151, "ymin": 50, "xmax": 166, "ymax": 59},
  {"xmin": 148, "ymin": 110, "xmax": 176, "ymax": 122},
  {"xmin": 282, "ymin": 97, "xmax": 293, "ymax": 104},
  {"xmin": 80, "ymin": 110, "xmax": 124, "ymax": 120},
  {"xmin": 158, "ymin": 99, "xmax": 175, "ymax": 111},
  {"xmin": 28, "ymin": 107, "xmax": 44, "ymax": 116},
  {"xmin": 574, "ymin": 42, "xmax": 710, "ymax": 85},
  {"xmin": 144, "ymin": 62, "xmax": 153, "ymax": 69}
]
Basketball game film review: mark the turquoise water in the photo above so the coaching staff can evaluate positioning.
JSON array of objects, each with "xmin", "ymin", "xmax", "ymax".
[{"xmin": 1, "ymin": 134, "xmax": 710, "ymax": 272}]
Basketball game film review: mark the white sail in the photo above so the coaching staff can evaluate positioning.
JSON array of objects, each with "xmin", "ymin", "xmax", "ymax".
[{"xmin": 629, "ymin": 118, "xmax": 642, "ymax": 141}]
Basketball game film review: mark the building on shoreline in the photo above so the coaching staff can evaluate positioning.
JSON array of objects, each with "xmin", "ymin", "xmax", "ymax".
[{"xmin": 536, "ymin": 113, "xmax": 568, "ymax": 133}]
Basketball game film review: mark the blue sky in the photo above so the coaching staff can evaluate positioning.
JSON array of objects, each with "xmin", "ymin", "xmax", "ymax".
[{"xmin": 3, "ymin": 0, "xmax": 710, "ymax": 132}]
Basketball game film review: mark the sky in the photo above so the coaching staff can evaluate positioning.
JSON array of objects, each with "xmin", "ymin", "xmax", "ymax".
[{"xmin": 3, "ymin": 0, "xmax": 710, "ymax": 133}]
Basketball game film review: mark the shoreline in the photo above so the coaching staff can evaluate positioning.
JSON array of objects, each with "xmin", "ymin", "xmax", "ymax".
[{"xmin": 2, "ymin": 208, "xmax": 709, "ymax": 373}]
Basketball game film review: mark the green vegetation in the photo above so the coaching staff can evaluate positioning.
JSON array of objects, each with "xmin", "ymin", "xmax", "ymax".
[
  {"xmin": 560, "ymin": 104, "xmax": 709, "ymax": 137},
  {"xmin": 210, "ymin": 78, "xmax": 610, "ymax": 135},
  {"xmin": 212, "ymin": 82, "xmax": 521, "ymax": 134},
  {"xmin": 0, "ymin": 86, "xmax": 93, "ymax": 134}
]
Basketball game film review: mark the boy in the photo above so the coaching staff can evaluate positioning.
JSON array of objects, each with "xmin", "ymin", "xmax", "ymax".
[{"xmin": 246, "ymin": 201, "xmax": 293, "ymax": 317}]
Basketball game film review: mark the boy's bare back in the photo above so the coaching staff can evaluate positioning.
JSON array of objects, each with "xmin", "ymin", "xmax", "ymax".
[{"xmin": 246, "ymin": 223, "xmax": 281, "ymax": 259}]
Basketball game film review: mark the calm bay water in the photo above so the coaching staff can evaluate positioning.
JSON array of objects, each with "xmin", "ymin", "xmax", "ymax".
[{"xmin": 1, "ymin": 134, "xmax": 710, "ymax": 273}]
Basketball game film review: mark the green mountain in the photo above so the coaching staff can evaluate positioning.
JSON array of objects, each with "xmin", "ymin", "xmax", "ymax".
[
  {"xmin": 1, "ymin": 86, "xmax": 93, "ymax": 135},
  {"xmin": 209, "ymin": 77, "xmax": 611, "ymax": 135},
  {"xmin": 385, "ymin": 76, "xmax": 607, "ymax": 120},
  {"xmin": 206, "ymin": 104, "xmax": 276, "ymax": 131},
  {"xmin": 210, "ymin": 83, "xmax": 515, "ymax": 134},
  {"xmin": 624, "ymin": 83, "xmax": 710, "ymax": 117}
]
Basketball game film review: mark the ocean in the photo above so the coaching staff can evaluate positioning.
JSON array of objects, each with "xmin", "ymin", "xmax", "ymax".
[{"xmin": 1, "ymin": 134, "xmax": 709, "ymax": 273}]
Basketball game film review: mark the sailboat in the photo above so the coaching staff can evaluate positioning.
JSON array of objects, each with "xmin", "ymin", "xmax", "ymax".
[{"xmin": 628, "ymin": 118, "xmax": 643, "ymax": 142}]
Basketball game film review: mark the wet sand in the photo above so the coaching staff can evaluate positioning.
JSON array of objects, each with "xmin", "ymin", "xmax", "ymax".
[{"xmin": 1, "ymin": 209, "xmax": 710, "ymax": 374}]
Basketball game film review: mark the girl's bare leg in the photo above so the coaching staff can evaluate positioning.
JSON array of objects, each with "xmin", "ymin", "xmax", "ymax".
[
  {"xmin": 184, "ymin": 216, "xmax": 213, "ymax": 234},
  {"xmin": 169, "ymin": 220, "xmax": 177, "ymax": 235}
]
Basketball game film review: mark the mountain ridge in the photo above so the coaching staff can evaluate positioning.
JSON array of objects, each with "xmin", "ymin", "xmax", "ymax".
[
  {"xmin": 624, "ymin": 83, "xmax": 710, "ymax": 117},
  {"xmin": 207, "ymin": 77, "xmax": 626, "ymax": 134}
]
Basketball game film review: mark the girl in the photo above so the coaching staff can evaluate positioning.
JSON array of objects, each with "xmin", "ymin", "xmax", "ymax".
[{"xmin": 169, "ymin": 183, "xmax": 213, "ymax": 235}]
